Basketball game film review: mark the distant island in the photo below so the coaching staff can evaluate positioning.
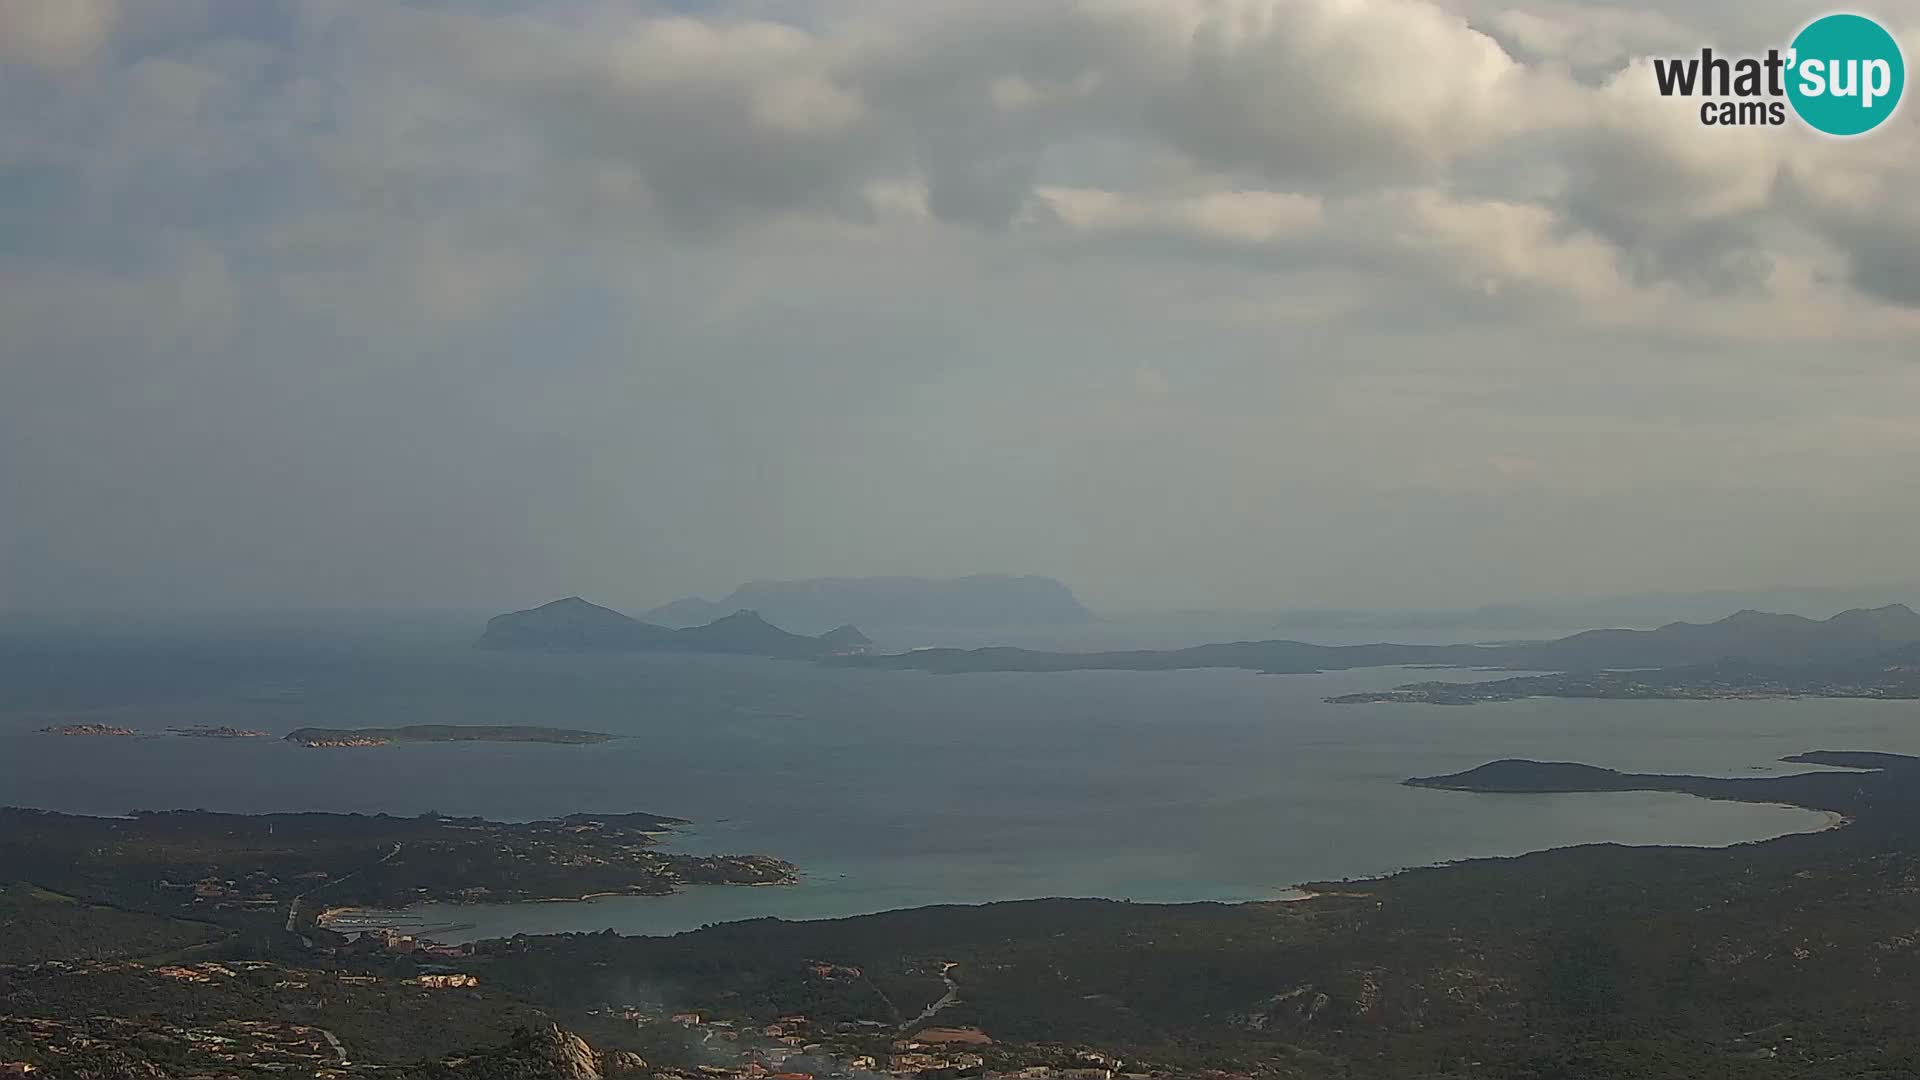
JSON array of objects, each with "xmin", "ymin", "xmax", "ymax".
[
  {"xmin": 477, "ymin": 596, "xmax": 870, "ymax": 658},
  {"xmin": 643, "ymin": 574, "xmax": 1093, "ymax": 634},
  {"xmin": 170, "ymin": 725, "xmax": 270, "ymax": 738},
  {"xmin": 1403, "ymin": 749, "xmax": 1915, "ymax": 818},
  {"xmin": 39, "ymin": 723, "xmax": 137, "ymax": 737},
  {"xmin": 474, "ymin": 598, "xmax": 1920, "ymax": 708},
  {"xmin": 836, "ymin": 604, "xmax": 1920, "ymax": 684},
  {"xmin": 285, "ymin": 724, "xmax": 618, "ymax": 748}
]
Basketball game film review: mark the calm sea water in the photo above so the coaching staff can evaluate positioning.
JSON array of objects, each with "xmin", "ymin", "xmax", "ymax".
[{"xmin": 4, "ymin": 635, "xmax": 1915, "ymax": 939}]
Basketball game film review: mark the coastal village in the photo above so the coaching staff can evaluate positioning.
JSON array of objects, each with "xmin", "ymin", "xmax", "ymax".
[
  {"xmin": 36, "ymin": 723, "xmax": 270, "ymax": 738},
  {"xmin": 355, "ymin": 928, "xmax": 1172, "ymax": 1080},
  {"xmin": 0, "ymin": 793, "xmax": 1243, "ymax": 1079},
  {"xmin": 0, "ymin": 803, "xmax": 1181, "ymax": 1078},
  {"xmin": 0, "ymin": 959, "xmax": 375, "ymax": 1076},
  {"xmin": 35, "ymin": 723, "xmax": 137, "ymax": 737},
  {"xmin": 0, "ymin": 1011, "xmax": 352, "ymax": 1076},
  {"xmin": 606, "ymin": 1005, "xmax": 1155, "ymax": 1080},
  {"xmin": 285, "ymin": 732, "xmax": 392, "ymax": 748},
  {"xmin": 0, "ymin": 947, "xmax": 1207, "ymax": 1080}
]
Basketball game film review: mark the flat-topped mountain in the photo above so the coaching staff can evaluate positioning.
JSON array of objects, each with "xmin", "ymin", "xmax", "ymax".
[
  {"xmin": 477, "ymin": 597, "xmax": 866, "ymax": 658},
  {"xmin": 642, "ymin": 574, "xmax": 1092, "ymax": 633}
]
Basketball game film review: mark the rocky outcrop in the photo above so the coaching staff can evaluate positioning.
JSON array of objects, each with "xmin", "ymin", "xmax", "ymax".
[
  {"xmin": 818, "ymin": 624, "xmax": 874, "ymax": 654},
  {"xmin": 478, "ymin": 597, "xmax": 674, "ymax": 652},
  {"xmin": 478, "ymin": 599, "xmax": 864, "ymax": 659},
  {"xmin": 602, "ymin": 1049, "xmax": 649, "ymax": 1076},
  {"xmin": 401, "ymin": 1024, "xmax": 647, "ymax": 1079}
]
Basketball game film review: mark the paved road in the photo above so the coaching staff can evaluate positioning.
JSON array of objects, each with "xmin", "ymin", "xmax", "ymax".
[
  {"xmin": 286, "ymin": 841, "xmax": 403, "ymax": 933},
  {"xmin": 900, "ymin": 962, "xmax": 961, "ymax": 1034},
  {"xmin": 315, "ymin": 1026, "xmax": 349, "ymax": 1066}
]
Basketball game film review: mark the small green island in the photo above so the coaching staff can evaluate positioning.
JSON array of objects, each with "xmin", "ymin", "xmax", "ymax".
[{"xmin": 284, "ymin": 724, "xmax": 618, "ymax": 748}]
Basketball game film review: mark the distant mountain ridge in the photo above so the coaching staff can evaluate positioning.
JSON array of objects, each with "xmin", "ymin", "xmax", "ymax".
[
  {"xmin": 835, "ymin": 603, "xmax": 1920, "ymax": 675},
  {"xmin": 642, "ymin": 575, "xmax": 1092, "ymax": 633},
  {"xmin": 1511, "ymin": 603, "xmax": 1920, "ymax": 670},
  {"xmin": 476, "ymin": 597, "xmax": 868, "ymax": 658},
  {"xmin": 479, "ymin": 598, "xmax": 1920, "ymax": 674}
]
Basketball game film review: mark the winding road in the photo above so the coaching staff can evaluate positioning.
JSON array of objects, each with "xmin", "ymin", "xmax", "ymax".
[
  {"xmin": 315, "ymin": 1026, "xmax": 349, "ymax": 1066},
  {"xmin": 286, "ymin": 841, "xmax": 404, "ymax": 932},
  {"xmin": 900, "ymin": 962, "xmax": 961, "ymax": 1034}
]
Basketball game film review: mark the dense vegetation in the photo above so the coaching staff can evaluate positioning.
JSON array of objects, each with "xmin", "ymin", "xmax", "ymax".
[
  {"xmin": 458, "ymin": 750, "xmax": 1920, "ymax": 1077},
  {"xmin": 0, "ymin": 808, "xmax": 790, "ymax": 925},
  {"xmin": 470, "ymin": 844, "xmax": 1920, "ymax": 1077},
  {"xmin": 12, "ymin": 750, "xmax": 1920, "ymax": 1076},
  {"xmin": 0, "ymin": 958, "xmax": 554, "ymax": 1065},
  {"xmin": 0, "ymin": 884, "xmax": 218, "ymax": 964}
]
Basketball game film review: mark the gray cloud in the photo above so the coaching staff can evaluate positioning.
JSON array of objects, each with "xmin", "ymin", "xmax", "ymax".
[
  {"xmin": 2, "ymin": 0, "xmax": 1919, "ymax": 613},
  {"xmin": 0, "ymin": 0, "xmax": 119, "ymax": 70}
]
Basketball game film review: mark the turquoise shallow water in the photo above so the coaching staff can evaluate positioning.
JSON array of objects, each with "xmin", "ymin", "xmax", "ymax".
[{"xmin": 4, "ymin": 645, "xmax": 1909, "ymax": 939}]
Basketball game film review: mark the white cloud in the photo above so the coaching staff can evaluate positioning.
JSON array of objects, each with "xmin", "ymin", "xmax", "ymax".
[
  {"xmin": 1483, "ymin": 3, "xmax": 1695, "ymax": 69},
  {"xmin": 1133, "ymin": 0, "xmax": 1558, "ymax": 182}
]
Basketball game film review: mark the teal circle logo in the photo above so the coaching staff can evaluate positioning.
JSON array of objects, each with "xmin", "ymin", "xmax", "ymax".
[{"xmin": 1787, "ymin": 13, "xmax": 1905, "ymax": 136}]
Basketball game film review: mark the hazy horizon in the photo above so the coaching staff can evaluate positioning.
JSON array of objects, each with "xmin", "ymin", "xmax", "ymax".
[
  {"xmin": 5, "ymin": 0, "xmax": 1918, "ymax": 614},
  {"xmin": 6, "ymin": 574, "xmax": 1920, "ymax": 628}
]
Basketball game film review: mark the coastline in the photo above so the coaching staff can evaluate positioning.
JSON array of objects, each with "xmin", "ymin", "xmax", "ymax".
[
  {"xmin": 315, "ymin": 871, "xmax": 804, "ymax": 932},
  {"xmin": 360, "ymin": 794, "xmax": 1823, "ymax": 945}
]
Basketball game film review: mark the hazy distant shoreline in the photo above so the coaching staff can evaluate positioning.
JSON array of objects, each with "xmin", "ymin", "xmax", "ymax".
[{"xmin": 283, "ymin": 724, "xmax": 619, "ymax": 748}]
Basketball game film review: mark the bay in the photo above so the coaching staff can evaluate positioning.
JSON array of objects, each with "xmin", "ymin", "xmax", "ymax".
[{"xmin": 4, "ymin": 642, "xmax": 1910, "ymax": 939}]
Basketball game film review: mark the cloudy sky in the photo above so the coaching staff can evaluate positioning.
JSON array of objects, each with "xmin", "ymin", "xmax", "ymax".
[{"xmin": 2, "ymin": 0, "xmax": 1917, "ymax": 614}]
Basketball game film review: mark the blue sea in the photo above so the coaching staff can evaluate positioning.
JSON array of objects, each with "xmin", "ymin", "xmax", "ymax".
[{"xmin": 4, "ymin": 625, "xmax": 1914, "ymax": 939}]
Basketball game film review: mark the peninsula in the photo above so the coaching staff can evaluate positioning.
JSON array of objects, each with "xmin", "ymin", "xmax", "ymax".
[
  {"xmin": 0, "ymin": 807, "xmax": 796, "ymax": 929},
  {"xmin": 1329, "ymin": 648, "xmax": 1920, "ymax": 705}
]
